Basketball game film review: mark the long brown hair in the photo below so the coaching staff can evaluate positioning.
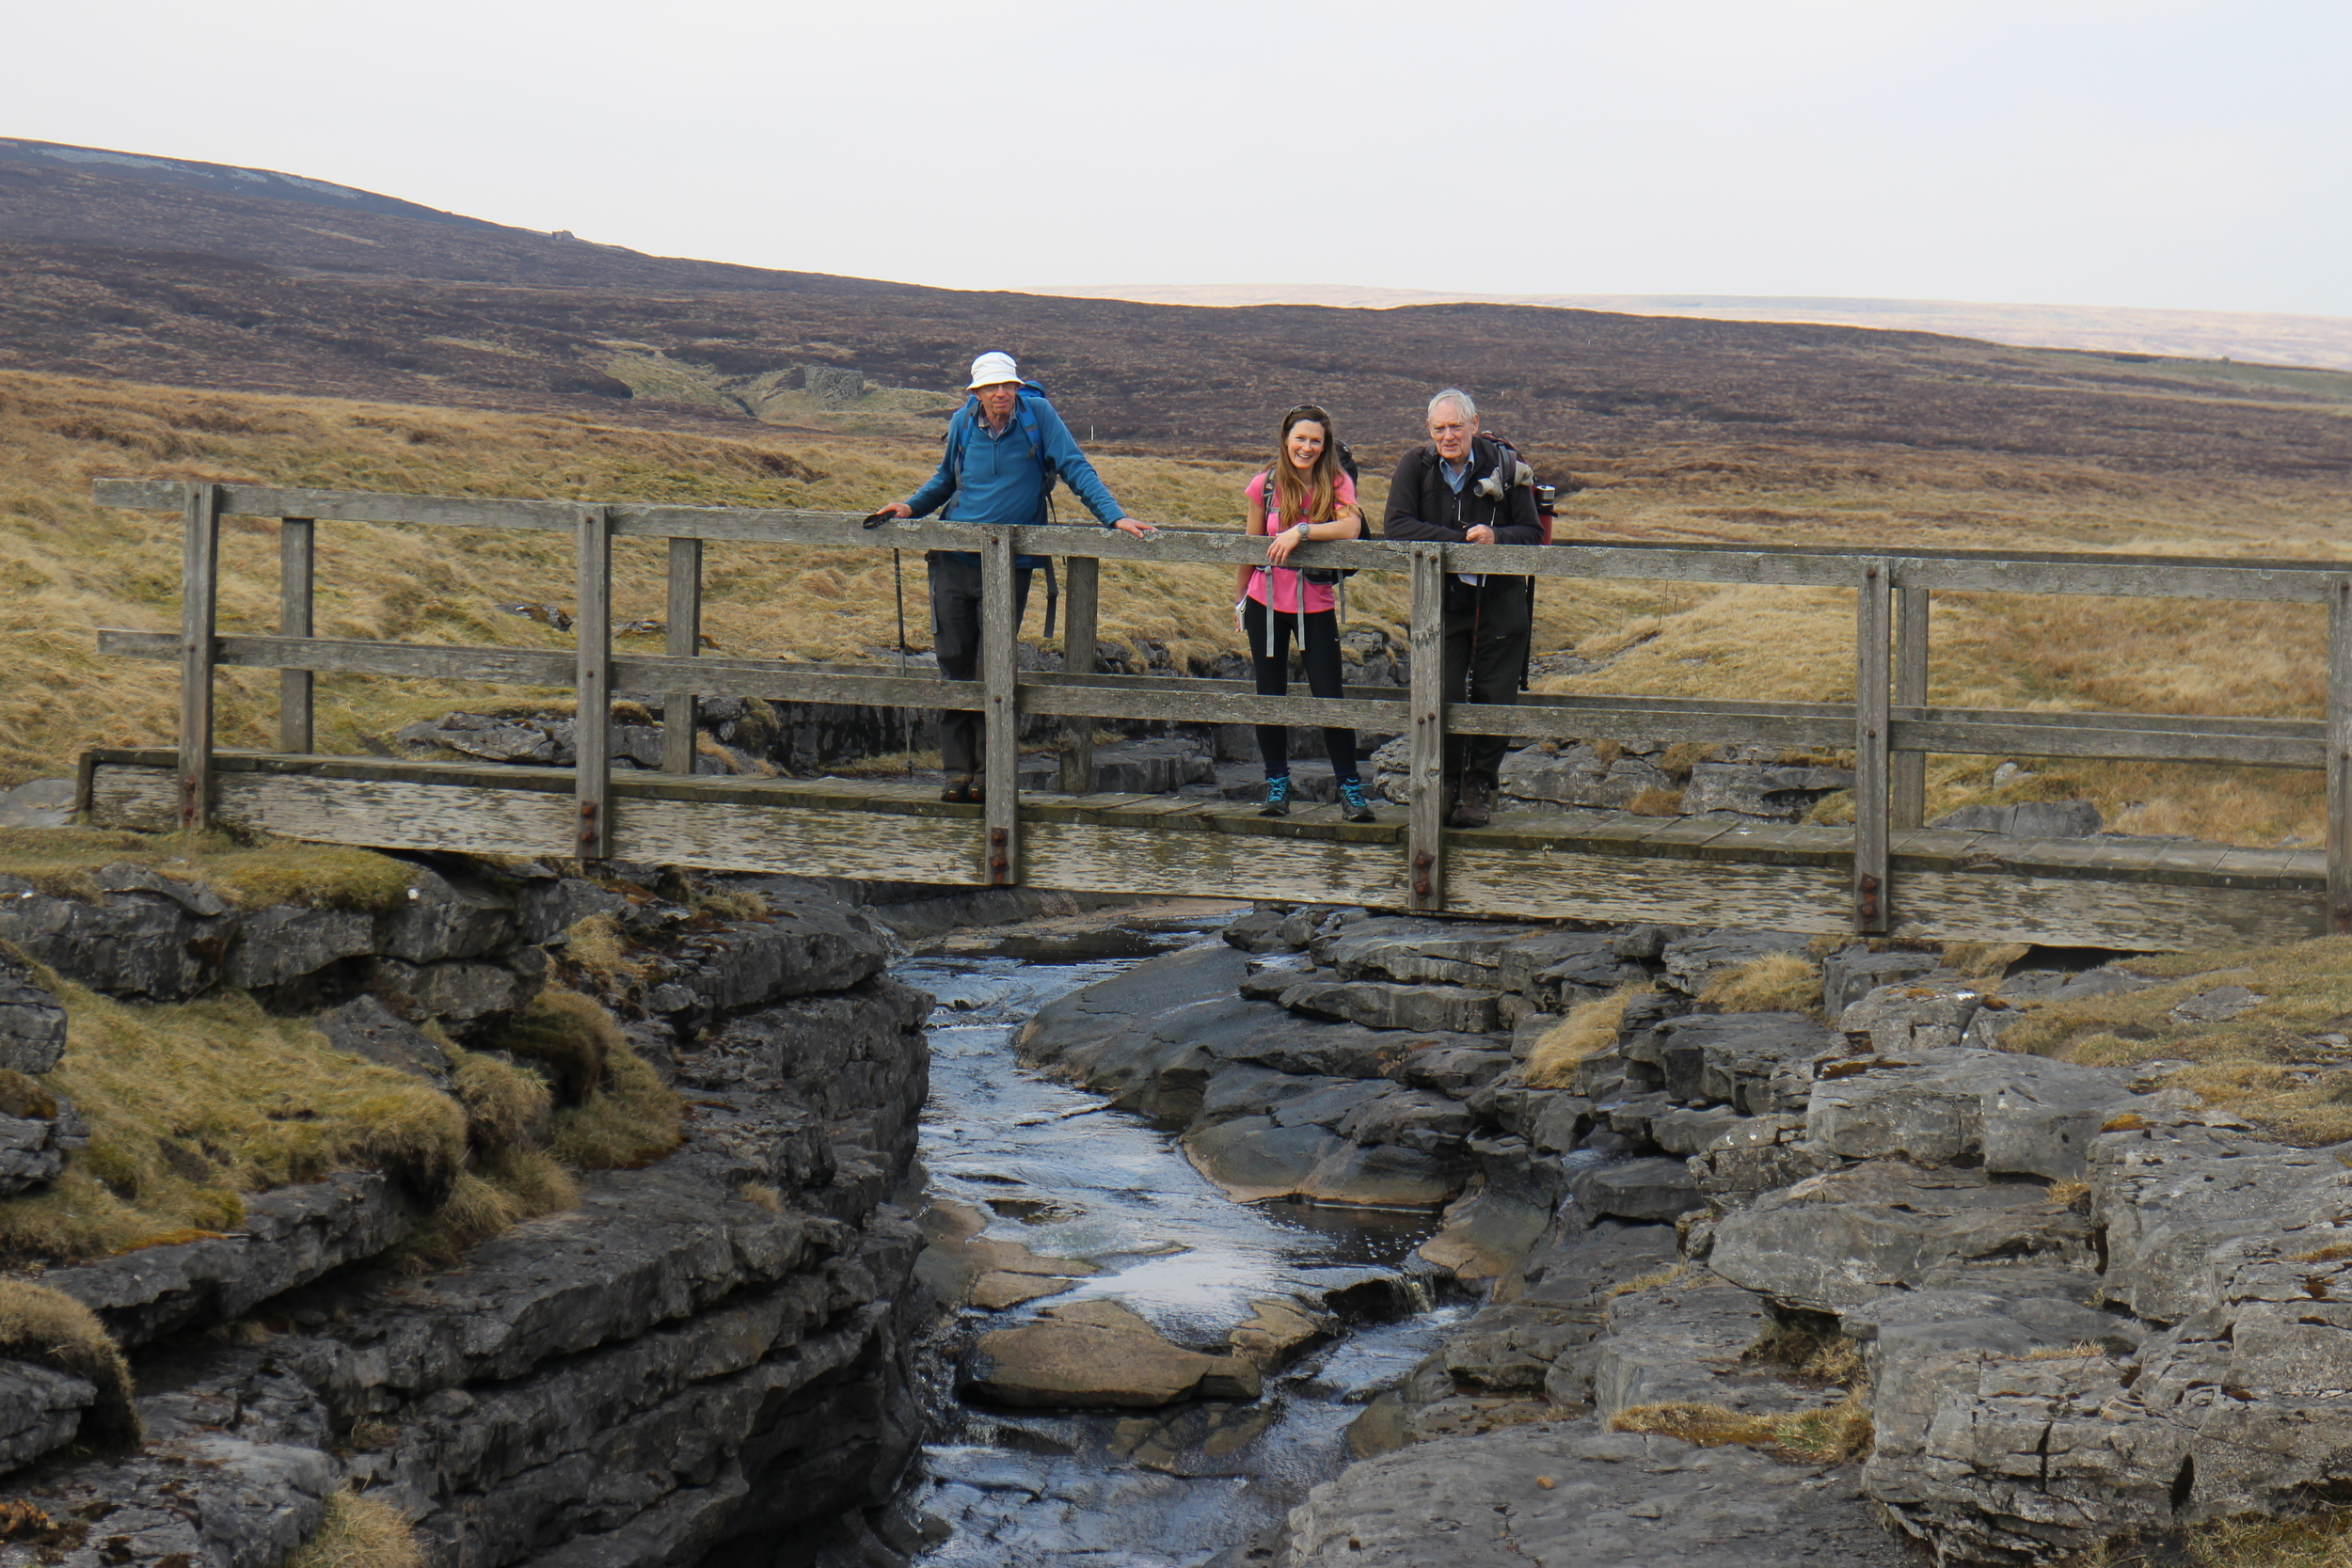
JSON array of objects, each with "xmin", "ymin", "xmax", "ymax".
[{"xmin": 1269, "ymin": 404, "xmax": 1343, "ymax": 527}]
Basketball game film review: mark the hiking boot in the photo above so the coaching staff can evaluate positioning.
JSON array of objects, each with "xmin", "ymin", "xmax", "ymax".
[
  {"xmin": 1338, "ymin": 777, "xmax": 1378, "ymax": 823},
  {"xmin": 941, "ymin": 774, "xmax": 976, "ymax": 804},
  {"xmin": 1258, "ymin": 776, "xmax": 1292, "ymax": 817},
  {"xmin": 1449, "ymin": 777, "xmax": 1494, "ymax": 828}
]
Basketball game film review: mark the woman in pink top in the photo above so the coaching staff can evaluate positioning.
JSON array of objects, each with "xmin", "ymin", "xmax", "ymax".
[{"xmin": 1236, "ymin": 404, "xmax": 1375, "ymax": 821}]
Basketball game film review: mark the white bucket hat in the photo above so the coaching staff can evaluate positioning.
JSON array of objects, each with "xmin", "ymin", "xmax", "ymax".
[{"xmin": 967, "ymin": 351, "xmax": 1020, "ymax": 389}]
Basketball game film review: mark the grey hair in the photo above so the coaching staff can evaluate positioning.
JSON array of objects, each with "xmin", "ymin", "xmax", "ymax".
[{"xmin": 1427, "ymin": 388, "xmax": 1478, "ymax": 423}]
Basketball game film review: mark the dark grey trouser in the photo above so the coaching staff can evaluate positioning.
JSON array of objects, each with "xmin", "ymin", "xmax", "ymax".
[
  {"xmin": 1442, "ymin": 575, "xmax": 1531, "ymax": 786},
  {"xmin": 927, "ymin": 551, "xmax": 1033, "ymax": 776}
]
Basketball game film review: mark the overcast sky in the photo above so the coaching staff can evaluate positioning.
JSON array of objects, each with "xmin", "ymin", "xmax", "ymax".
[{"xmin": 15, "ymin": 0, "xmax": 2351, "ymax": 316}]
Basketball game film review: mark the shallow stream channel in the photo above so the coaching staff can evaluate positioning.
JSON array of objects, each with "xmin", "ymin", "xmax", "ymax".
[{"xmin": 894, "ymin": 904, "xmax": 1465, "ymax": 1567}]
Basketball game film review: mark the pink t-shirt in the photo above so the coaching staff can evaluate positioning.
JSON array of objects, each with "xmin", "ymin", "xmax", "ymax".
[{"xmin": 1244, "ymin": 470, "xmax": 1358, "ymax": 616}]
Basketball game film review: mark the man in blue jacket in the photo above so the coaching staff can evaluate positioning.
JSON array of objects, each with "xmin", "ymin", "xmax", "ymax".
[{"xmin": 872, "ymin": 351, "xmax": 1153, "ymax": 801}]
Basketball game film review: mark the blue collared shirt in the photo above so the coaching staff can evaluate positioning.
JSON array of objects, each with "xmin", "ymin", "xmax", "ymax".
[{"xmin": 1440, "ymin": 451, "xmax": 1480, "ymax": 585}]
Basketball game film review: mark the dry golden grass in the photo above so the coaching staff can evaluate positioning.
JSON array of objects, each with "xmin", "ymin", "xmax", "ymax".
[
  {"xmin": 0, "ymin": 1280, "xmax": 138, "ymax": 1446},
  {"xmin": 1944, "ymin": 941, "xmax": 2033, "ymax": 978},
  {"xmin": 283, "ymin": 1490, "xmax": 425, "ymax": 1568},
  {"xmin": 1525, "ymin": 985, "xmax": 1651, "ymax": 1088},
  {"xmin": 2002, "ymin": 935, "xmax": 2352, "ymax": 1146},
  {"xmin": 386, "ymin": 1147, "xmax": 578, "ymax": 1275},
  {"xmin": 486, "ymin": 990, "xmax": 616, "ymax": 1108},
  {"xmin": 7, "ymin": 369, "xmax": 2346, "ymax": 843},
  {"xmin": 0, "ymin": 826, "xmax": 412, "ymax": 910},
  {"xmin": 1604, "ymin": 1261, "xmax": 1692, "ymax": 1299},
  {"xmin": 2069, "ymin": 1507, "xmax": 2352, "ymax": 1567},
  {"xmin": 549, "ymin": 1038, "xmax": 684, "ymax": 1171},
  {"xmin": 0, "ymin": 971, "xmax": 467, "ymax": 1262},
  {"xmin": 448, "ymin": 1045, "xmax": 552, "ymax": 1158},
  {"xmin": 0, "ymin": 369, "xmax": 1308, "ymax": 784},
  {"xmin": 1702, "ymin": 953, "xmax": 1822, "ymax": 1013},
  {"xmin": 1610, "ymin": 1393, "xmax": 1874, "ymax": 1465}
]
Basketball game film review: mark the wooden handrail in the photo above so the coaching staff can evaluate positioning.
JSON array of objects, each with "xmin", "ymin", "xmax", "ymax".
[{"xmin": 91, "ymin": 477, "xmax": 2352, "ymax": 935}]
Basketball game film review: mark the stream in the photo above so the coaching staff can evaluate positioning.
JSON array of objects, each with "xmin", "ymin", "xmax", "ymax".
[{"xmin": 895, "ymin": 907, "xmax": 1464, "ymax": 1567}]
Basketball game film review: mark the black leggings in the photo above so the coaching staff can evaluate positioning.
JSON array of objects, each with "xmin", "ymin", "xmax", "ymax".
[{"xmin": 1244, "ymin": 597, "xmax": 1359, "ymax": 783}]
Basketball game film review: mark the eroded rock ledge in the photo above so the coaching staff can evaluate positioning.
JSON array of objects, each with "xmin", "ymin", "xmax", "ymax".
[
  {"xmin": 1028, "ymin": 903, "xmax": 2352, "ymax": 1566},
  {"xmin": 0, "ymin": 867, "xmax": 972, "ymax": 1568}
]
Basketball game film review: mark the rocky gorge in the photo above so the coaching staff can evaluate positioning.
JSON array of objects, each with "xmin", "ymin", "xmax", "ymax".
[
  {"xmin": 8, "ymin": 834, "xmax": 2350, "ymax": 1568},
  {"xmin": 1010, "ymin": 905, "xmax": 2352, "ymax": 1565},
  {"xmin": 0, "ymin": 846, "xmax": 959, "ymax": 1568}
]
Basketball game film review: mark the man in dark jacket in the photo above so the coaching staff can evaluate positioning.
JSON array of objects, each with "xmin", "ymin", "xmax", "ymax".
[{"xmin": 1382, "ymin": 388, "xmax": 1542, "ymax": 827}]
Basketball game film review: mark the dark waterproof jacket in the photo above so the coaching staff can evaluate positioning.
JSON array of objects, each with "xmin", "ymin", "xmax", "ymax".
[{"xmin": 1381, "ymin": 437, "xmax": 1543, "ymax": 583}]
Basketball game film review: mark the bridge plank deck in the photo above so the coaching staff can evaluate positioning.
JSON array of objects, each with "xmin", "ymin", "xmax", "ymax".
[{"xmin": 78, "ymin": 749, "xmax": 2326, "ymax": 950}]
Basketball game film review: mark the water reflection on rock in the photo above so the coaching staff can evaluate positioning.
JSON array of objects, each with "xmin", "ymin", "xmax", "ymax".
[{"xmin": 901, "ymin": 904, "xmax": 1461, "ymax": 1566}]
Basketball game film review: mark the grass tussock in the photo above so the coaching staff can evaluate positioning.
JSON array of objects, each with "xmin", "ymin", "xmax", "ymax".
[
  {"xmin": 485, "ymin": 989, "xmax": 617, "ymax": 1107},
  {"xmin": 0, "ymin": 1280, "xmax": 139, "ymax": 1446},
  {"xmin": 2004, "ymin": 934, "xmax": 2352, "ymax": 1145},
  {"xmin": 385, "ymin": 1148, "xmax": 578, "ymax": 1275},
  {"xmin": 1526, "ymin": 985, "xmax": 1651, "ymax": 1089},
  {"xmin": 0, "ymin": 827, "xmax": 412, "ymax": 911},
  {"xmin": 2071, "ymin": 1509, "xmax": 2352, "ymax": 1568},
  {"xmin": 1702, "ymin": 953, "xmax": 1822, "ymax": 1014},
  {"xmin": 1605, "ymin": 1261, "xmax": 1692, "ymax": 1300},
  {"xmin": 550, "ymin": 1037, "xmax": 685, "ymax": 1171},
  {"xmin": 448, "ymin": 1045, "xmax": 552, "ymax": 1157},
  {"xmin": 561, "ymin": 913, "xmax": 650, "ymax": 993},
  {"xmin": 1944, "ymin": 941, "xmax": 2033, "ymax": 979},
  {"xmin": 0, "ymin": 979, "xmax": 466, "ymax": 1262},
  {"xmin": 1610, "ymin": 1393, "xmax": 1874, "ymax": 1465},
  {"xmin": 284, "ymin": 1489, "xmax": 426, "ymax": 1568},
  {"xmin": 1746, "ymin": 1314, "xmax": 1866, "ymax": 1386}
]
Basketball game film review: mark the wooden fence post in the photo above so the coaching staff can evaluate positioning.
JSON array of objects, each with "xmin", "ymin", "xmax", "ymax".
[
  {"xmin": 278, "ymin": 517, "xmax": 314, "ymax": 754},
  {"xmin": 662, "ymin": 536, "xmax": 702, "ymax": 774},
  {"xmin": 1057, "ymin": 555, "xmax": 1100, "ymax": 794},
  {"xmin": 1892, "ymin": 581, "xmax": 1929, "ymax": 830},
  {"xmin": 178, "ymin": 482, "xmax": 223, "ymax": 831},
  {"xmin": 1854, "ymin": 559, "xmax": 1893, "ymax": 933},
  {"xmin": 982, "ymin": 531, "xmax": 1020, "ymax": 884},
  {"xmin": 576, "ymin": 506, "xmax": 612, "ymax": 861},
  {"xmin": 1408, "ymin": 546, "xmax": 1448, "ymax": 912},
  {"xmin": 2329, "ymin": 577, "xmax": 2352, "ymax": 933}
]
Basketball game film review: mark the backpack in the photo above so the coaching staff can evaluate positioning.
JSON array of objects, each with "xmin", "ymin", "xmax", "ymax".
[
  {"xmin": 1261, "ymin": 441, "xmax": 1362, "ymax": 586},
  {"xmin": 944, "ymin": 378, "xmax": 1063, "ymax": 635}
]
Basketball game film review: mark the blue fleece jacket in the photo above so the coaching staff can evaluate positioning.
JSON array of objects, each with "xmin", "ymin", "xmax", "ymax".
[{"xmin": 903, "ymin": 392, "xmax": 1123, "ymax": 566}]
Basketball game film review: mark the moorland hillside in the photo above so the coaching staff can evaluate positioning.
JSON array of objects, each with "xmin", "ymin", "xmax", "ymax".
[{"xmin": 5, "ymin": 137, "xmax": 2352, "ymax": 485}]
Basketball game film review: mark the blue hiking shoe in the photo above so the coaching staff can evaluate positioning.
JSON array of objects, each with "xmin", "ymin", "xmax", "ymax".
[
  {"xmin": 1338, "ymin": 777, "xmax": 1378, "ymax": 823},
  {"xmin": 1259, "ymin": 776, "xmax": 1292, "ymax": 817}
]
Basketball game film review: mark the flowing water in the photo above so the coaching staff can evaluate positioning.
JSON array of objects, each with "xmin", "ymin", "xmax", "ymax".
[{"xmin": 898, "ymin": 909, "xmax": 1463, "ymax": 1567}]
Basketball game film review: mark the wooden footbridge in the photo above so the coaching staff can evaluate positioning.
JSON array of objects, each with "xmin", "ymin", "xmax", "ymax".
[{"xmin": 77, "ymin": 479, "xmax": 2352, "ymax": 952}]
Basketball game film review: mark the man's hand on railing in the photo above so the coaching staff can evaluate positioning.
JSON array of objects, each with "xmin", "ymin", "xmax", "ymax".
[
  {"xmin": 1464, "ymin": 524, "xmax": 1496, "ymax": 545},
  {"xmin": 866, "ymin": 501, "xmax": 914, "ymax": 526},
  {"xmin": 1111, "ymin": 517, "xmax": 1155, "ymax": 536}
]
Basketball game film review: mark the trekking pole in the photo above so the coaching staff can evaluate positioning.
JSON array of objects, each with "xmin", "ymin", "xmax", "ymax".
[
  {"xmin": 863, "ymin": 508, "xmax": 913, "ymax": 781},
  {"xmin": 895, "ymin": 549, "xmax": 911, "ymax": 779}
]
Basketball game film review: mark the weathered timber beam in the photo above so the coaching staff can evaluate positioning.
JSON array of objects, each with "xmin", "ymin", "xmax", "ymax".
[
  {"xmin": 87, "ymin": 758, "xmax": 2322, "ymax": 950},
  {"xmin": 1854, "ymin": 559, "xmax": 1893, "ymax": 933},
  {"xmin": 177, "ymin": 483, "xmax": 223, "ymax": 831},
  {"xmin": 93, "ymin": 628, "xmax": 2328, "ymax": 765},
  {"xmin": 92, "ymin": 478, "xmax": 2352, "ymax": 600},
  {"xmin": 279, "ymin": 517, "xmax": 314, "ymax": 755}
]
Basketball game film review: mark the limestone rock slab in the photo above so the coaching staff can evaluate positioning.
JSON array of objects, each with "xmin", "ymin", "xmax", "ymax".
[
  {"xmin": 961, "ymin": 1317, "xmax": 1260, "ymax": 1408},
  {"xmin": 1709, "ymin": 1159, "xmax": 2095, "ymax": 1313},
  {"xmin": 1280, "ymin": 1418, "xmax": 1918, "ymax": 1567},
  {"xmin": 1807, "ymin": 1047, "xmax": 2141, "ymax": 1180},
  {"xmin": 1278, "ymin": 976, "xmax": 1501, "ymax": 1035},
  {"xmin": 0, "ymin": 944, "xmax": 67, "ymax": 1073}
]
